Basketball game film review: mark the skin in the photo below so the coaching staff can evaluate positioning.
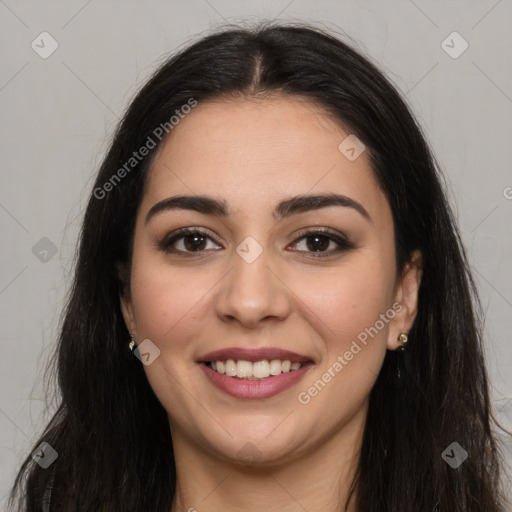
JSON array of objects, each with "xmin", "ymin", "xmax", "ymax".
[{"xmin": 120, "ymin": 95, "xmax": 422, "ymax": 512}]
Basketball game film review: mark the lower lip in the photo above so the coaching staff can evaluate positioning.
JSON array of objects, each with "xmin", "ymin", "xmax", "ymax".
[{"xmin": 199, "ymin": 362, "xmax": 314, "ymax": 399}]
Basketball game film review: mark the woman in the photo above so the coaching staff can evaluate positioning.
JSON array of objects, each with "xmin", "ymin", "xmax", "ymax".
[{"xmin": 8, "ymin": 21, "xmax": 509, "ymax": 511}]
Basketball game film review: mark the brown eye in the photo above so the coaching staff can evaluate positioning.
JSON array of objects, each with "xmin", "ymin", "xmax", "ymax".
[
  {"xmin": 303, "ymin": 234, "xmax": 331, "ymax": 252},
  {"xmin": 290, "ymin": 229, "xmax": 354, "ymax": 258},
  {"xmin": 157, "ymin": 228, "xmax": 222, "ymax": 255},
  {"xmin": 182, "ymin": 233, "xmax": 208, "ymax": 251}
]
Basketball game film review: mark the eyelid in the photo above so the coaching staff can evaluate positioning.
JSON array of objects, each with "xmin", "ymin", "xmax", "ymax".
[
  {"xmin": 156, "ymin": 226, "xmax": 354, "ymax": 257},
  {"xmin": 289, "ymin": 227, "xmax": 354, "ymax": 257},
  {"xmin": 155, "ymin": 227, "xmax": 223, "ymax": 254},
  {"xmin": 292, "ymin": 226, "xmax": 349, "ymax": 242}
]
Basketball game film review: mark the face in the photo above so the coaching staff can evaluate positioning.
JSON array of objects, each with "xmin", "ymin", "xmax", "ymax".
[{"xmin": 121, "ymin": 96, "xmax": 421, "ymax": 466}]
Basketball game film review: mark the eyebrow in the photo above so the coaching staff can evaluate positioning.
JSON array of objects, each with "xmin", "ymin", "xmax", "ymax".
[{"xmin": 145, "ymin": 193, "xmax": 371, "ymax": 225}]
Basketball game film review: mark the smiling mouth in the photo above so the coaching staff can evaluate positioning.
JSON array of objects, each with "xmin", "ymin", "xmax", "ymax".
[{"xmin": 204, "ymin": 359, "xmax": 311, "ymax": 380}]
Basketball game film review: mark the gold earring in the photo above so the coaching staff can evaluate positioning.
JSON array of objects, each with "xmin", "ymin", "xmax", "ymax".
[
  {"xmin": 128, "ymin": 334, "xmax": 135, "ymax": 353},
  {"xmin": 398, "ymin": 332, "xmax": 408, "ymax": 351}
]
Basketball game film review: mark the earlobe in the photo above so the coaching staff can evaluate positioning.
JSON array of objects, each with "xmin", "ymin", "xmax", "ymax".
[{"xmin": 387, "ymin": 250, "xmax": 423, "ymax": 351}]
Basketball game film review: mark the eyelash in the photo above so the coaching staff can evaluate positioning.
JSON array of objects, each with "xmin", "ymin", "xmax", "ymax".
[{"xmin": 156, "ymin": 227, "xmax": 355, "ymax": 259}]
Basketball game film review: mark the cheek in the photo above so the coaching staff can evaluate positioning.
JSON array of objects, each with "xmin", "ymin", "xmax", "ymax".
[
  {"xmin": 296, "ymin": 257, "xmax": 396, "ymax": 338},
  {"xmin": 295, "ymin": 256, "xmax": 395, "ymax": 394},
  {"xmin": 295, "ymin": 270, "xmax": 394, "ymax": 417},
  {"xmin": 129, "ymin": 253, "xmax": 211, "ymax": 349}
]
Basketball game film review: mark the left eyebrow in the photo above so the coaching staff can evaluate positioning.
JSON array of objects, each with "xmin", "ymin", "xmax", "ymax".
[
  {"xmin": 273, "ymin": 193, "xmax": 371, "ymax": 222},
  {"xmin": 144, "ymin": 193, "xmax": 372, "ymax": 225}
]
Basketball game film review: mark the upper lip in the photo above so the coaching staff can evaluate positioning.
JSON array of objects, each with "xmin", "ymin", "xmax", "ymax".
[{"xmin": 198, "ymin": 347, "xmax": 312, "ymax": 363}]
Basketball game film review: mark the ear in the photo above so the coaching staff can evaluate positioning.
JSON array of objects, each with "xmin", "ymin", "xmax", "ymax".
[
  {"xmin": 120, "ymin": 293, "xmax": 137, "ymax": 337},
  {"xmin": 387, "ymin": 250, "xmax": 423, "ymax": 351},
  {"xmin": 117, "ymin": 262, "xmax": 137, "ymax": 337}
]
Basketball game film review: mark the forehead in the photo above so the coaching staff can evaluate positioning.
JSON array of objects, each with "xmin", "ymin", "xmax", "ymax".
[{"xmin": 142, "ymin": 96, "xmax": 388, "ymax": 221}]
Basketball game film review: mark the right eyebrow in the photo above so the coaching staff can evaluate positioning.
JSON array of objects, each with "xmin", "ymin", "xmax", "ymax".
[{"xmin": 145, "ymin": 195, "xmax": 228, "ymax": 225}]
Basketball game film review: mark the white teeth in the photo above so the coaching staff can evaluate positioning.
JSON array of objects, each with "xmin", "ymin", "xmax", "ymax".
[
  {"xmin": 269, "ymin": 359, "xmax": 282, "ymax": 375},
  {"xmin": 225, "ymin": 359, "xmax": 237, "ymax": 377},
  {"xmin": 236, "ymin": 360, "xmax": 253, "ymax": 378},
  {"xmin": 252, "ymin": 360, "xmax": 270, "ymax": 379},
  {"xmin": 208, "ymin": 359, "xmax": 305, "ymax": 379}
]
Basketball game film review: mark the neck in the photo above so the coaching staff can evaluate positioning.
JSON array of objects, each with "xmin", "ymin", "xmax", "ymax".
[{"xmin": 169, "ymin": 405, "xmax": 366, "ymax": 512}]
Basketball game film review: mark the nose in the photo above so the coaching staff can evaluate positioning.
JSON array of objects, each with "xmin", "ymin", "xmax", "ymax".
[{"xmin": 215, "ymin": 245, "xmax": 292, "ymax": 329}]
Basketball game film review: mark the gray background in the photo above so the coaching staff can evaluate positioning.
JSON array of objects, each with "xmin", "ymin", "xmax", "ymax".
[{"xmin": 1, "ymin": 0, "xmax": 511, "ymax": 506}]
